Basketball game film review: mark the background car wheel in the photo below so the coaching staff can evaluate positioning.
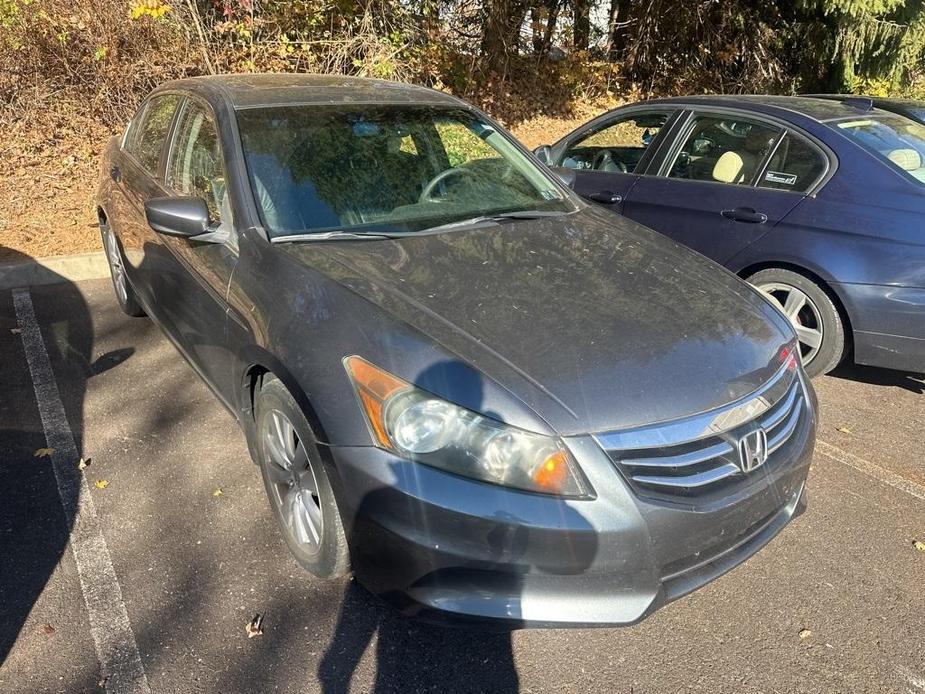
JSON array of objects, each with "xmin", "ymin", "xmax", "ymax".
[
  {"xmin": 748, "ymin": 268, "xmax": 846, "ymax": 377},
  {"xmin": 100, "ymin": 225, "xmax": 145, "ymax": 317},
  {"xmin": 255, "ymin": 376, "xmax": 350, "ymax": 579}
]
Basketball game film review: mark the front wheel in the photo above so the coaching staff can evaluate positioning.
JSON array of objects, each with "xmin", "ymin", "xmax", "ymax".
[
  {"xmin": 255, "ymin": 376, "xmax": 350, "ymax": 579},
  {"xmin": 748, "ymin": 268, "xmax": 846, "ymax": 377}
]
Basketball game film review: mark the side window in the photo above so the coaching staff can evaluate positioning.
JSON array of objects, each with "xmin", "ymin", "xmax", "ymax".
[
  {"xmin": 166, "ymin": 101, "xmax": 227, "ymax": 225},
  {"xmin": 125, "ymin": 95, "xmax": 180, "ymax": 176},
  {"xmin": 667, "ymin": 114, "xmax": 782, "ymax": 186},
  {"xmin": 561, "ymin": 110, "xmax": 672, "ymax": 173},
  {"xmin": 758, "ymin": 134, "xmax": 827, "ymax": 193}
]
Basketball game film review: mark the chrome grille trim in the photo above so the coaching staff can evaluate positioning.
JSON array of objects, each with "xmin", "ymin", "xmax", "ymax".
[
  {"xmin": 631, "ymin": 462, "xmax": 740, "ymax": 489},
  {"xmin": 596, "ymin": 365, "xmax": 807, "ymax": 498},
  {"xmin": 621, "ymin": 440, "xmax": 734, "ymax": 469}
]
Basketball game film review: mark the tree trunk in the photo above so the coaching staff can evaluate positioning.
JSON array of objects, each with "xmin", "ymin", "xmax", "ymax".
[
  {"xmin": 481, "ymin": 0, "xmax": 529, "ymax": 72},
  {"xmin": 573, "ymin": 0, "xmax": 591, "ymax": 50},
  {"xmin": 606, "ymin": 0, "xmax": 633, "ymax": 60}
]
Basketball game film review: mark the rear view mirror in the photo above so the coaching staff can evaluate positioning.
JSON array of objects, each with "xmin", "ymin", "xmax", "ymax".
[
  {"xmin": 145, "ymin": 197, "xmax": 210, "ymax": 238},
  {"xmin": 533, "ymin": 145, "xmax": 553, "ymax": 165}
]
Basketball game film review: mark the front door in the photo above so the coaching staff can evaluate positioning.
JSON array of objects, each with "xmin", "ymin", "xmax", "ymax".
[
  {"xmin": 152, "ymin": 97, "xmax": 238, "ymax": 403},
  {"xmin": 552, "ymin": 108, "xmax": 679, "ymax": 214}
]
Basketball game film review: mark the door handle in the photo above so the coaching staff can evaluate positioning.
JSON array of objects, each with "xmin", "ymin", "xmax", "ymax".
[
  {"xmin": 721, "ymin": 207, "xmax": 767, "ymax": 224},
  {"xmin": 110, "ymin": 166, "xmax": 121, "ymax": 182},
  {"xmin": 587, "ymin": 190, "xmax": 623, "ymax": 204}
]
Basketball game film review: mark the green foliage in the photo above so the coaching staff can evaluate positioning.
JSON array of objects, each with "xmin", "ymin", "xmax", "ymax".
[{"xmin": 1, "ymin": 0, "xmax": 924, "ymax": 129}]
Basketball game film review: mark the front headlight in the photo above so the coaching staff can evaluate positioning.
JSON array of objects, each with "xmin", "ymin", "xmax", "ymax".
[{"xmin": 343, "ymin": 356, "xmax": 592, "ymax": 498}]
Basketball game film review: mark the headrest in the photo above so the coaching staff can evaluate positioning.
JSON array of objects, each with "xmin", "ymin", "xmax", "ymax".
[
  {"xmin": 887, "ymin": 148, "xmax": 921, "ymax": 171},
  {"xmin": 745, "ymin": 129, "xmax": 776, "ymax": 154},
  {"xmin": 713, "ymin": 151, "xmax": 746, "ymax": 183}
]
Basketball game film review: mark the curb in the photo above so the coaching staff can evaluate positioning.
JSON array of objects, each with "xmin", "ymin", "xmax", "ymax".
[{"xmin": 0, "ymin": 252, "xmax": 111, "ymax": 291}]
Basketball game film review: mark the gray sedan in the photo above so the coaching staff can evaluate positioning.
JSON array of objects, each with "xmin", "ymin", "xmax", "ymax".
[{"xmin": 95, "ymin": 74, "xmax": 816, "ymax": 626}]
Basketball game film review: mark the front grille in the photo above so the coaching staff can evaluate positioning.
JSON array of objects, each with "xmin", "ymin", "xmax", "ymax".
[{"xmin": 594, "ymin": 365, "xmax": 807, "ymax": 501}]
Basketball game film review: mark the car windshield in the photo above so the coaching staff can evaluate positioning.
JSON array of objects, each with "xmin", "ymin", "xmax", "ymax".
[
  {"xmin": 236, "ymin": 105, "xmax": 574, "ymax": 237},
  {"xmin": 834, "ymin": 115, "xmax": 925, "ymax": 184}
]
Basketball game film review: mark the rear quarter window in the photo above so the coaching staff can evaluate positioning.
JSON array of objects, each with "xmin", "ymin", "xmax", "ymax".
[
  {"xmin": 758, "ymin": 134, "xmax": 827, "ymax": 193},
  {"xmin": 125, "ymin": 94, "xmax": 181, "ymax": 176}
]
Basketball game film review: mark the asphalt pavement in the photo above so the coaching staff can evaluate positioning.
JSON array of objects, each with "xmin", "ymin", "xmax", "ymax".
[{"xmin": 1, "ymin": 278, "xmax": 923, "ymax": 694}]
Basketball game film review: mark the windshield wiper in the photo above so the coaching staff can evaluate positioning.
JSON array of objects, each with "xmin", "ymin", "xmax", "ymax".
[
  {"xmin": 270, "ymin": 230, "xmax": 395, "ymax": 243},
  {"xmin": 421, "ymin": 209, "xmax": 569, "ymax": 234}
]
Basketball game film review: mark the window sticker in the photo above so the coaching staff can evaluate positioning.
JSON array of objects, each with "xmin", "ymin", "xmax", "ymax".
[{"xmin": 765, "ymin": 171, "xmax": 798, "ymax": 186}]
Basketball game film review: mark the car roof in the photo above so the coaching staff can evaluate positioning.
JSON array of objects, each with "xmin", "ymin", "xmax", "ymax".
[
  {"xmin": 156, "ymin": 73, "xmax": 464, "ymax": 109},
  {"xmin": 639, "ymin": 94, "xmax": 891, "ymax": 122},
  {"xmin": 807, "ymin": 94, "xmax": 925, "ymax": 112}
]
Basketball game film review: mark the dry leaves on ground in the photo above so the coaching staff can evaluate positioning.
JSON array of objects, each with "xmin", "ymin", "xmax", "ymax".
[
  {"xmin": 33, "ymin": 447, "xmax": 54, "ymax": 458},
  {"xmin": 245, "ymin": 614, "xmax": 264, "ymax": 638},
  {"xmin": 94, "ymin": 479, "xmax": 109, "ymax": 489}
]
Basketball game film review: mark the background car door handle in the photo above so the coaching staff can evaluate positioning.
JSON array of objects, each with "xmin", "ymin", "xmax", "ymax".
[
  {"xmin": 110, "ymin": 166, "xmax": 121, "ymax": 182},
  {"xmin": 721, "ymin": 207, "xmax": 767, "ymax": 224},
  {"xmin": 588, "ymin": 190, "xmax": 623, "ymax": 204}
]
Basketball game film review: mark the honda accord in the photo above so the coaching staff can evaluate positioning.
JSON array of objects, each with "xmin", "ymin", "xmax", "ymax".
[{"xmin": 96, "ymin": 74, "xmax": 816, "ymax": 626}]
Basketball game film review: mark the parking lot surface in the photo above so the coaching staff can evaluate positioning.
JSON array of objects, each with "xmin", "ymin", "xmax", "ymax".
[{"xmin": 1, "ymin": 278, "xmax": 923, "ymax": 694}]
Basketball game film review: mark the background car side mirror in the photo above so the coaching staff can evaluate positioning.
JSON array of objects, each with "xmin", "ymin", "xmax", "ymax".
[
  {"xmin": 533, "ymin": 144, "xmax": 553, "ymax": 165},
  {"xmin": 145, "ymin": 196, "xmax": 211, "ymax": 238}
]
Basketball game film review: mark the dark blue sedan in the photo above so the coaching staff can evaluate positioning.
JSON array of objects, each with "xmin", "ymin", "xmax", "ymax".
[{"xmin": 536, "ymin": 96, "xmax": 925, "ymax": 377}]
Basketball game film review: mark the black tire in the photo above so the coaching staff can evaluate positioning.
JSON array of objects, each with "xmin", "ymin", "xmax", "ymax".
[
  {"xmin": 254, "ymin": 376, "xmax": 350, "ymax": 579},
  {"xmin": 100, "ymin": 225, "xmax": 145, "ymax": 317},
  {"xmin": 747, "ymin": 268, "xmax": 846, "ymax": 378}
]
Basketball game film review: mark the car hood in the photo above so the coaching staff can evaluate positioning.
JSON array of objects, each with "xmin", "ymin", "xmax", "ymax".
[{"xmin": 279, "ymin": 207, "xmax": 794, "ymax": 436}]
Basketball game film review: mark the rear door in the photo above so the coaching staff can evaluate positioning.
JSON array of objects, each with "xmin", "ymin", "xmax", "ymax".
[
  {"xmin": 109, "ymin": 93, "xmax": 182, "ymax": 308},
  {"xmin": 550, "ymin": 107, "xmax": 681, "ymax": 214},
  {"xmin": 621, "ymin": 109, "xmax": 823, "ymax": 264}
]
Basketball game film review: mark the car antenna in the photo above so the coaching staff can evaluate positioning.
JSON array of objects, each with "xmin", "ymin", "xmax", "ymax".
[{"xmin": 841, "ymin": 96, "xmax": 874, "ymax": 112}]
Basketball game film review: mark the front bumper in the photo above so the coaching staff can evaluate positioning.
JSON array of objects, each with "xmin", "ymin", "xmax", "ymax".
[{"xmin": 327, "ymin": 389, "xmax": 814, "ymax": 627}]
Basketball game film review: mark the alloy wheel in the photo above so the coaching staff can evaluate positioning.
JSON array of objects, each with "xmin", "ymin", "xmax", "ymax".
[
  {"xmin": 103, "ymin": 228, "xmax": 129, "ymax": 305},
  {"xmin": 260, "ymin": 409, "xmax": 324, "ymax": 555},
  {"xmin": 756, "ymin": 282, "xmax": 824, "ymax": 366}
]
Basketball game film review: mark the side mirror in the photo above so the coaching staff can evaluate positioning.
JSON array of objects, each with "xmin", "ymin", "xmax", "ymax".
[
  {"xmin": 533, "ymin": 144, "xmax": 553, "ymax": 165},
  {"xmin": 145, "ymin": 197, "xmax": 210, "ymax": 238}
]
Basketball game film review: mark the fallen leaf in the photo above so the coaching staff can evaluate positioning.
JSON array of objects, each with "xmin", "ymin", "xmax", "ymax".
[
  {"xmin": 212, "ymin": 488, "xmax": 224, "ymax": 497},
  {"xmin": 77, "ymin": 457, "xmax": 91, "ymax": 471},
  {"xmin": 94, "ymin": 479, "xmax": 109, "ymax": 489},
  {"xmin": 914, "ymin": 540, "xmax": 925, "ymax": 552},
  {"xmin": 245, "ymin": 614, "xmax": 264, "ymax": 638},
  {"xmin": 33, "ymin": 447, "xmax": 54, "ymax": 458},
  {"xmin": 799, "ymin": 628, "xmax": 812, "ymax": 640},
  {"xmin": 42, "ymin": 623, "xmax": 55, "ymax": 635},
  {"xmin": 835, "ymin": 426, "xmax": 852, "ymax": 435},
  {"xmin": 10, "ymin": 327, "xmax": 21, "ymax": 334}
]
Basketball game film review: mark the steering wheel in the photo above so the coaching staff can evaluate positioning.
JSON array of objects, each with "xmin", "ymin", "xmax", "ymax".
[
  {"xmin": 419, "ymin": 167, "xmax": 478, "ymax": 203},
  {"xmin": 591, "ymin": 149, "xmax": 628, "ymax": 173}
]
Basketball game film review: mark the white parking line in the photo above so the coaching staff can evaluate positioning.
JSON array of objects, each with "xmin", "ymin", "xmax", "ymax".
[
  {"xmin": 817, "ymin": 440, "xmax": 925, "ymax": 502},
  {"xmin": 13, "ymin": 288, "xmax": 150, "ymax": 694}
]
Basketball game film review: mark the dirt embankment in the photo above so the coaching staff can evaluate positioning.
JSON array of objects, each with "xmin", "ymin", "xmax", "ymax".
[{"xmin": 0, "ymin": 106, "xmax": 606, "ymax": 264}]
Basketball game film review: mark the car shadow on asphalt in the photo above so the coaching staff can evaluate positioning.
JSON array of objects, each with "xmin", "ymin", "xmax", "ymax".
[
  {"xmin": 0, "ymin": 244, "xmax": 132, "ymax": 669},
  {"xmin": 829, "ymin": 362, "xmax": 925, "ymax": 394}
]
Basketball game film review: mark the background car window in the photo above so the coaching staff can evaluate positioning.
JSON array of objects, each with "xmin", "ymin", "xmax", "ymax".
[
  {"xmin": 561, "ymin": 110, "xmax": 671, "ymax": 172},
  {"xmin": 125, "ymin": 94, "xmax": 180, "ymax": 176},
  {"xmin": 758, "ymin": 134, "xmax": 827, "ymax": 192},
  {"xmin": 667, "ymin": 115, "xmax": 782, "ymax": 185},
  {"xmin": 166, "ymin": 101, "xmax": 227, "ymax": 224},
  {"xmin": 835, "ymin": 115, "xmax": 925, "ymax": 184}
]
